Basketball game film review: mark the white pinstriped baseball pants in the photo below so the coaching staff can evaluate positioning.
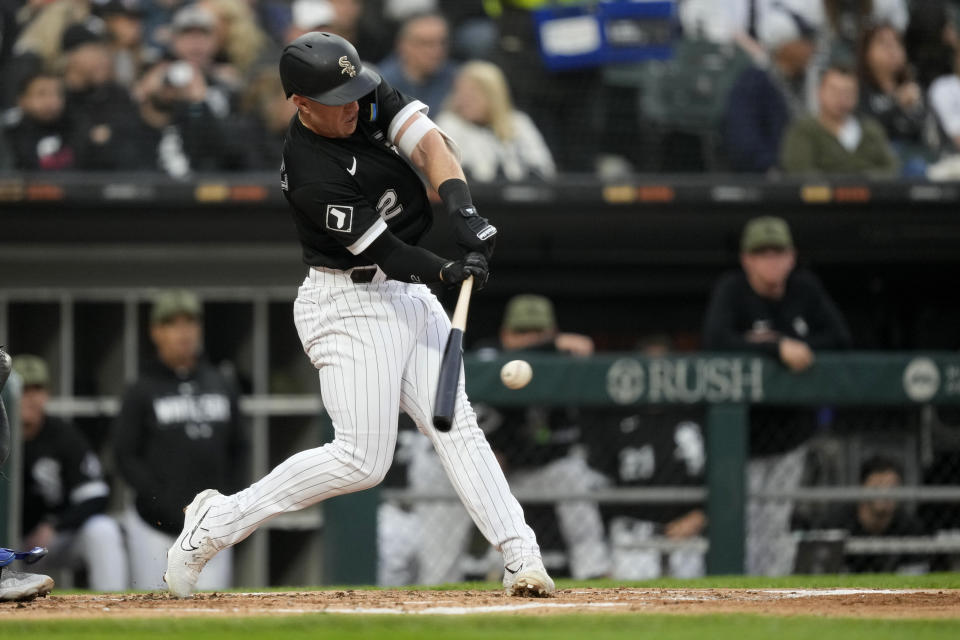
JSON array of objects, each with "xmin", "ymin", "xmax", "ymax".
[{"xmin": 204, "ymin": 267, "xmax": 541, "ymax": 567}]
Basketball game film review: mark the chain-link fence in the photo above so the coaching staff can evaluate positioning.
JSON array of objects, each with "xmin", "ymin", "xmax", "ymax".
[{"xmin": 376, "ymin": 356, "xmax": 960, "ymax": 584}]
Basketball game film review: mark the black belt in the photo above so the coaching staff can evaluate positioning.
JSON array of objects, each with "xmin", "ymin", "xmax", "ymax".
[{"xmin": 350, "ymin": 268, "xmax": 377, "ymax": 283}]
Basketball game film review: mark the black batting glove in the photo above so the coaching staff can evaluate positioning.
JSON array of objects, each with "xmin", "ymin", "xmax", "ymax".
[
  {"xmin": 438, "ymin": 178, "xmax": 497, "ymax": 261},
  {"xmin": 440, "ymin": 252, "xmax": 489, "ymax": 290},
  {"xmin": 452, "ymin": 205, "xmax": 497, "ymax": 261}
]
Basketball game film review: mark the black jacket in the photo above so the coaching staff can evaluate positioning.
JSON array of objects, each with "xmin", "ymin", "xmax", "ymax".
[
  {"xmin": 114, "ymin": 358, "xmax": 247, "ymax": 534},
  {"xmin": 703, "ymin": 267, "xmax": 853, "ymax": 355},
  {"xmin": 703, "ymin": 267, "xmax": 852, "ymax": 455},
  {"xmin": 2, "ymin": 110, "xmax": 81, "ymax": 171},
  {"xmin": 67, "ymin": 82, "xmax": 142, "ymax": 170},
  {"xmin": 22, "ymin": 416, "xmax": 109, "ymax": 534}
]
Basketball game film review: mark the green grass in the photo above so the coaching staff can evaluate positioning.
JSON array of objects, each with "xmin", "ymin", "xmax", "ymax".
[{"xmin": 1, "ymin": 614, "xmax": 958, "ymax": 640}]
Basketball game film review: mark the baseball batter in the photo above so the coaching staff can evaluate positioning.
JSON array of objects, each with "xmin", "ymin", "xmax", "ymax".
[{"xmin": 164, "ymin": 32, "xmax": 554, "ymax": 598}]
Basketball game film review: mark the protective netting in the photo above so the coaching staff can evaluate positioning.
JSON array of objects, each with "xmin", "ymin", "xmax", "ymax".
[{"xmin": 378, "ymin": 402, "xmax": 960, "ymax": 583}]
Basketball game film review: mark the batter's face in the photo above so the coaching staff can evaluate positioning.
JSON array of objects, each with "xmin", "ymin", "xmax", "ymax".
[{"xmin": 294, "ymin": 96, "xmax": 360, "ymax": 138}]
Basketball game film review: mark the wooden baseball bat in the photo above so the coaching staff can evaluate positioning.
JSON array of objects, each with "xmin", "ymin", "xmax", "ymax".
[{"xmin": 433, "ymin": 275, "xmax": 474, "ymax": 431}]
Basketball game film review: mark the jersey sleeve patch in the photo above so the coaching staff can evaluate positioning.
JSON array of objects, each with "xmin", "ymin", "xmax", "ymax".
[{"xmin": 326, "ymin": 204, "xmax": 354, "ymax": 233}]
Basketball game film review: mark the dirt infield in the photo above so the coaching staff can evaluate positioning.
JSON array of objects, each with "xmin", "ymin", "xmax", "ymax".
[{"xmin": 3, "ymin": 588, "xmax": 960, "ymax": 620}]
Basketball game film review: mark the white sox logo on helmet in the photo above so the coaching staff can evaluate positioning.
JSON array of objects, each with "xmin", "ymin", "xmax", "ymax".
[{"xmin": 338, "ymin": 56, "xmax": 357, "ymax": 77}]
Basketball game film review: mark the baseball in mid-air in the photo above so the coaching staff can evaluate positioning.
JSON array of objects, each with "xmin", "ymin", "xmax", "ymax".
[{"xmin": 500, "ymin": 359, "xmax": 533, "ymax": 389}]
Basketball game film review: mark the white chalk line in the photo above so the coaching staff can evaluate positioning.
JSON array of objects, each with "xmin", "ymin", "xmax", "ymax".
[
  {"xmin": 759, "ymin": 589, "xmax": 926, "ymax": 598},
  {"xmin": 98, "ymin": 602, "xmax": 629, "ymax": 616}
]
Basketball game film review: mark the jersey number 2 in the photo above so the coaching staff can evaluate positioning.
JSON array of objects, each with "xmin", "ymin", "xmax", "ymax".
[{"xmin": 377, "ymin": 189, "xmax": 403, "ymax": 221}]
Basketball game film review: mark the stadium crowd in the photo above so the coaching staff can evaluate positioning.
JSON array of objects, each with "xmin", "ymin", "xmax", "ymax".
[{"xmin": 0, "ymin": 0, "xmax": 958, "ymax": 178}]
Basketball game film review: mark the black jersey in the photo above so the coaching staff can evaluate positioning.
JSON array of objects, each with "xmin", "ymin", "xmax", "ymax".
[
  {"xmin": 280, "ymin": 79, "xmax": 433, "ymax": 269},
  {"xmin": 22, "ymin": 416, "xmax": 110, "ymax": 534},
  {"xmin": 585, "ymin": 408, "xmax": 706, "ymax": 524}
]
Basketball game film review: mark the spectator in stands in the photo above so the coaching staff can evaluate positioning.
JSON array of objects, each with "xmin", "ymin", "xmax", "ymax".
[
  {"xmin": 12, "ymin": 0, "xmax": 91, "ymax": 66},
  {"xmin": 12, "ymin": 355, "xmax": 128, "ymax": 591},
  {"xmin": 821, "ymin": 0, "xmax": 909, "ymax": 52},
  {"xmin": 284, "ymin": 0, "xmax": 336, "ymax": 43},
  {"xmin": 703, "ymin": 216, "xmax": 852, "ymax": 575},
  {"xmin": 2, "ymin": 69, "xmax": 81, "ymax": 171},
  {"xmin": 679, "ymin": 0, "xmax": 823, "ymax": 63},
  {"xmin": 95, "ymin": 0, "xmax": 157, "ymax": 89},
  {"xmin": 130, "ymin": 59, "xmax": 238, "ymax": 176},
  {"xmin": 857, "ymin": 23, "xmax": 939, "ymax": 174},
  {"xmin": 235, "ymin": 65, "xmax": 296, "ymax": 170},
  {"xmin": 781, "ymin": 63, "xmax": 899, "ymax": 176},
  {"xmin": 114, "ymin": 290, "xmax": 247, "ymax": 590},
  {"xmin": 797, "ymin": 1, "xmax": 909, "ymax": 113},
  {"xmin": 824, "ymin": 456, "xmax": 928, "ymax": 573},
  {"xmin": 166, "ymin": 4, "xmax": 234, "ymax": 119},
  {"xmin": 377, "ymin": 12, "xmax": 456, "ymax": 116},
  {"xmin": 586, "ymin": 335, "xmax": 707, "ymax": 580},
  {"xmin": 929, "ymin": 40, "xmax": 960, "ymax": 153},
  {"xmin": 324, "ymin": 0, "xmax": 392, "ymax": 63},
  {"xmin": 489, "ymin": 1, "xmax": 600, "ymax": 173},
  {"xmin": 724, "ymin": 4, "xmax": 817, "ymax": 173},
  {"xmin": 198, "ymin": 0, "xmax": 274, "ymax": 76},
  {"xmin": 904, "ymin": 0, "xmax": 959, "ymax": 91},
  {"xmin": 436, "ymin": 0, "xmax": 496, "ymax": 60},
  {"xmin": 138, "ymin": 0, "xmax": 190, "ymax": 49},
  {"xmin": 60, "ymin": 21, "xmax": 142, "ymax": 170},
  {"xmin": 436, "ymin": 61, "xmax": 555, "ymax": 182}
]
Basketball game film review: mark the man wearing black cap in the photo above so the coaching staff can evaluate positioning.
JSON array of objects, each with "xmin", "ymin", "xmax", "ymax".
[
  {"xmin": 61, "ymin": 19, "xmax": 141, "ymax": 170},
  {"xmin": 115, "ymin": 290, "xmax": 246, "ymax": 590},
  {"xmin": 164, "ymin": 32, "xmax": 555, "ymax": 599}
]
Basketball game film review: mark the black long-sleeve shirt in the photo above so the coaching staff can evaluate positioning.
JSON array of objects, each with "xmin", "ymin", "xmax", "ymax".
[
  {"xmin": 114, "ymin": 358, "xmax": 247, "ymax": 534},
  {"xmin": 703, "ymin": 267, "xmax": 852, "ymax": 455},
  {"xmin": 22, "ymin": 416, "xmax": 110, "ymax": 534},
  {"xmin": 703, "ymin": 267, "xmax": 853, "ymax": 355}
]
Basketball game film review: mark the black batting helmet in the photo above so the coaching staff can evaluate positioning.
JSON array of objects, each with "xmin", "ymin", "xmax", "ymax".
[{"xmin": 279, "ymin": 32, "xmax": 380, "ymax": 105}]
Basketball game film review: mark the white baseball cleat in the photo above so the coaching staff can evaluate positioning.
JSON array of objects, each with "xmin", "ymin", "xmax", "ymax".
[
  {"xmin": 164, "ymin": 489, "xmax": 223, "ymax": 598},
  {"xmin": 0, "ymin": 568, "xmax": 54, "ymax": 602},
  {"xmin": 502, "ymin": 556, "xmax": 555, "ymax": 598}
]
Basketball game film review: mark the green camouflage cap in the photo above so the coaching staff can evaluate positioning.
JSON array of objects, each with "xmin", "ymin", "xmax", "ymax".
[
  {"xmin": 502, "ymin": 294, "xmax": 556, "ymax": 333},
  {"xmin": 741, "ymin": 216, "xmax": 794, "ymax": 253},
  {"xmin": 12, "ymin": 354, "xmax": 50, "ymax": 388},
  {"xmin": 150, "ymin": 289, "xmax": 202, "ymax": 325}
]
